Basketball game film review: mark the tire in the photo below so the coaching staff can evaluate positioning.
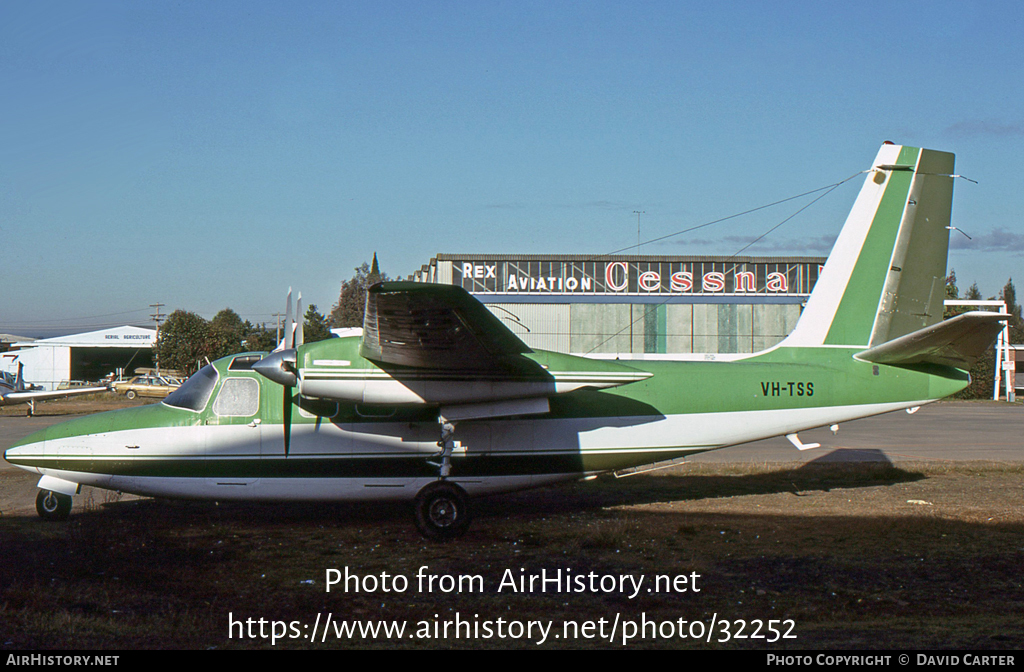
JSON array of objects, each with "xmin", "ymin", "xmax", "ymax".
[
  {"xmin": 36, "ymin": 490, "xmax": 72, "ymax": 521},
  {"xmin": 413, "ymin": 482, "xmax": 471, "ymax": 540},
  {"xmin": 126, "ymin": 390, "xmax": 137, "ymax": 400}
]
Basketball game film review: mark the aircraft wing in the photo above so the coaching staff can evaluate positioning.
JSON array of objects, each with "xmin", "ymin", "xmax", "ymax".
[
  {"xmin": 360, "ymin": 281, "xmax": 532, "ymax": 371},
  {"xmin": 1, "ymin": 386, "xmax": 110, "ymax": 406},
  {"xmin": 856, "ymin": 311, "xmax": 1008, "ymax": 369},
  {"xmin": 286, "ymin": 282, "xmax": 650, "ymax": 410}
]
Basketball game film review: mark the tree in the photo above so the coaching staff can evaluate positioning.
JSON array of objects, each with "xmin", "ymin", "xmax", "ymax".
[
  {"xmin": 209, "ymin": 308, "xmax": 249, "ymax": 360},
  {"xmin": 999, "ymin": 278, "xmax": 1024, "ymax": 344},
  {"xmin": 952, "ymin": 281, "xmax": 993, "ymax": 399},
  {"xmin": 155, "ymin": 310, "xmax": 212, "ymax": 376},
  {"xmin": 303, "ymin": 304, "xmax": 333, "ymax": 343},
  {"xmin": 244, "ymin": 323, "xmax": 278, "ymax": 351},
  {"xmin": 945, "ymin": 269, "xmax": 959, "ymax": 301},
  {"xmin": 329, "ymin": 253, "xmax": 388, "ymax": 328},
  {"xmin": 944, "ymin": 270, "xmax": 962, "ymax": 318}
]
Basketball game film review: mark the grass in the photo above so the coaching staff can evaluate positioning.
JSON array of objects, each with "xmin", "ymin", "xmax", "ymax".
[{"xmin": 1, "ymin": 461, "xmax": 1022, "ymax": 649}]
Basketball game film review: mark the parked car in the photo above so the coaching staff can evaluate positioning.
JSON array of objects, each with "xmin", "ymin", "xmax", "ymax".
[{"xmin": 113, "ymin": 375, "xmax": 182, "ymax": 400}]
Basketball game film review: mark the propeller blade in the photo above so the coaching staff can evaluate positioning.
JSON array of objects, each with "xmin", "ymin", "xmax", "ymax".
[
  {"xmin": 270, "ymin": 286, "xmax": 301, "ymax": 456},
  {"xmin": 284, "ymin": 288, "xmax": 294, "ymax": 350},
  {"xmin": 283, "ymin": 386, "xmax": 292, "ymax": 457}
]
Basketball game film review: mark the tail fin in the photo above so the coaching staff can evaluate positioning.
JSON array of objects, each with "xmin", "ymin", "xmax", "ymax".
[
  {"xmin": 14, "ymin": 362, "xmax": 25, "ymax": 392},
  {"xmin": 784, "ymin": 143, "xmax": 955, "ymax": 348}
]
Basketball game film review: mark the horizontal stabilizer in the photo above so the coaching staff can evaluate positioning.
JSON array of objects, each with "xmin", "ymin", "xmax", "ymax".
[{"xmin": 856, "ymin": 311, "xmax": 1007, "ymax": 369}]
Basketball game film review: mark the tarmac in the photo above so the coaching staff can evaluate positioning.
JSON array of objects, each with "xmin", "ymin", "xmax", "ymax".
[{"xmin": 689, "ymin": 400, "xmax": 1024, "ymax": 464}]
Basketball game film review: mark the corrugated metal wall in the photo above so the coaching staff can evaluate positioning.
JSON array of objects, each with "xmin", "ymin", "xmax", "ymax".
[
  {"xmin": 485, "ymin": 303, "xmax": 571, "ymax": 353},
  {"xmin": 485, "ymin": 302, "xmax": 803, "ymax": 355}
]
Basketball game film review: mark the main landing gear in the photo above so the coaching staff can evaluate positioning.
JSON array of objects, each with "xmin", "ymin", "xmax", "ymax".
[
  {"xmin": 36, "ymin": 490, "xmax": 72, "ymax": 521},
  {"xmin": 415, "ymin": 420, "xmax": 471, "ymax": 540},
  {"xmin": 427, "ymin": 421, "xmax": 456, "ymax": 478},
  {"xmin": 414, "ymin": 481, "xmax": 471, "ymax": 541}
]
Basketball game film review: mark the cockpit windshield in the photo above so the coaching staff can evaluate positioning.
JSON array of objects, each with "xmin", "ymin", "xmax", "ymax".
[{"xmin": 163, "ymin": 364, "xmax": 219, "ymax": 411}]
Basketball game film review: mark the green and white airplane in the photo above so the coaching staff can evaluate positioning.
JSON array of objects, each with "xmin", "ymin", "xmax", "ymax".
[{"xmin": 5, "ymin": 143, "xmax": 1006, "ymax": 538}]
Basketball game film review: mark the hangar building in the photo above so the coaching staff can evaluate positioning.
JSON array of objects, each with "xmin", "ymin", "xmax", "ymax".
[
  {"xmin": 414, "ymin": 254, "xmax": 826, "ymax": 355},
  {"xmin": 1, "ymin": 326, "xmax": 156, "ymax": 391}
]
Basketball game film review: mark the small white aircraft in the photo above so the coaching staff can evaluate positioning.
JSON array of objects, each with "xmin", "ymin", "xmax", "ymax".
[
  {"xmin": 4, "ymin": 143, "xmax": 1007, "ymax": 538},
  {"xmin": 0, "ymin": 361, "xmax": 110, "ymax": 416}
]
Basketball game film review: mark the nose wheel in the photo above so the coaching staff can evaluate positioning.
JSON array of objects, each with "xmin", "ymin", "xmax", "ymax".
[{"xmin": 36, "ymin": 490, "xmax": 72, "ymax": 521}]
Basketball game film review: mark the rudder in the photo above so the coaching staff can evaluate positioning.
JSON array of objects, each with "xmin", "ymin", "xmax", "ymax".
[{"xmin": 784, "ymin": 143, "xmax": 955, "ymax": 348}]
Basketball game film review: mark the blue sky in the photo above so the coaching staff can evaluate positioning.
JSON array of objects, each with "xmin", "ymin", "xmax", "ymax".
[{"xmin": 3, "ymin": 1, "xmax": 1022, "ymax": 336}]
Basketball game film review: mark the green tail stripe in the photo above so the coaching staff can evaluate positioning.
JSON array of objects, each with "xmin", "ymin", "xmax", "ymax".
[{"xmin": 824, "ymin": 146, "xmax": 920, "ymax": 345}]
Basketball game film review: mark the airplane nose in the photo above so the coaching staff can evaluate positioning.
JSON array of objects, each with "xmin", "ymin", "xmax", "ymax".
[{"xmin": 4, "ymin": 427, "xmax": 47, "ymax": 469}]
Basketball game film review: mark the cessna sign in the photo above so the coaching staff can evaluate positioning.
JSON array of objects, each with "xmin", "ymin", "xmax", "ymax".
[{"xmin": 447, "ymin": 256, "xmax": 823, "ymax": 296}]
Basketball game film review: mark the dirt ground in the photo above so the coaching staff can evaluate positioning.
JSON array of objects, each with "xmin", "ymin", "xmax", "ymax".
[{"xmin": 1, "ymin": 398, "xmax": 1022, "ymax": 650}]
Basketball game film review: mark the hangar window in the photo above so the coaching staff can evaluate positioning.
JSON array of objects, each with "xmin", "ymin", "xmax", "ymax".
[
  {"xmin": 164, "ymin": 365, "xmax": 218, "ymax": 412},
  {"xmin": 213, "ymin": 378, "xmax": 260, "ymax": 417}
]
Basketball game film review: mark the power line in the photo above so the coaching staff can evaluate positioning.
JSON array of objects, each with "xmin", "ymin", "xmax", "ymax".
[
  {"xmin": 4, "ymin": 307, "xmax": 152, "ymax": 325},
  {"xmin": 583, "ymin": 172, "xmax": 864, "ymax": 354}
]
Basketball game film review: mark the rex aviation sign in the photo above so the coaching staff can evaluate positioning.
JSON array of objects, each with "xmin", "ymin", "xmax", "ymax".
[{"xmin": 447, "ymin": 256, "xmax": 824, "ymax": 296}]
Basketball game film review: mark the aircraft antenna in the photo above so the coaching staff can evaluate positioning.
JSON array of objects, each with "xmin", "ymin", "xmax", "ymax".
[{"xmin": 633, "ymin": 210, "xmax": 645, "ymax": 254}]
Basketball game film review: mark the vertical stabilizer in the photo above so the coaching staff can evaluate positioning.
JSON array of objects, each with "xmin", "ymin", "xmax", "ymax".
[
  {"xmin": 784, "ymin": 144, "xmax": 955, "ymax": 348},
  {"xmin": 14, "ymin": 362, "xmax": 25, "ymax": 392}
]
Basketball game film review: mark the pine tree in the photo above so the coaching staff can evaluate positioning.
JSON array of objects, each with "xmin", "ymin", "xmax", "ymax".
[
  {"xmin": 999, "ymin": 278, "xmax": 1024, "ymax": 343},
  {"xmin": 329, "ymin": 255, "xmax": 389, "ymax": 328},
  {"xmin": 954, "ymin": 282, "xmax": 993, "ymax": 399},
  {"xmin": 303, "ymin": 304, "xmax": 333, "ymax": 343},
  {"xmin": 944, "ymin": 270, "xmax": 962, "ymax": 318}
]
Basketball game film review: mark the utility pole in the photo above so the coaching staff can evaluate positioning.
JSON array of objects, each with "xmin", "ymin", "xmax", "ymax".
[
  {"xmin": 150, "ymin": 303, "xmax": 165, "ymax": 376},
  {"xmin": 272, "ymin": 312, "xmax": 284, "ymax": 344},
  {"xmin": 633, "ymin": 210, "xmax": 645, "ymax": 253}
]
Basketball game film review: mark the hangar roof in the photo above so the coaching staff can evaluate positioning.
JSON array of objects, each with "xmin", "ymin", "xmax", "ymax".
[{"xmin": 13, "ymin": 326, "xmax": 156, "ymax": 349}]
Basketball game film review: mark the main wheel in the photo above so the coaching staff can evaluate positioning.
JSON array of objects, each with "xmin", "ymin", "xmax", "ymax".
[
  {"xmin": 36, "ymin": 490, "xmax": 72, "ymax": 521},
  {"xmin": 413, "ymin": 482, "xmax": 471, "ymax": 540}
]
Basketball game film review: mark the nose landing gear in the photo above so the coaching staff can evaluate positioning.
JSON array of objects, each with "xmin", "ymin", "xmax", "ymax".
[{"xmin": 36, "ymin": 489, "xmax": 72, "ymax": 521}]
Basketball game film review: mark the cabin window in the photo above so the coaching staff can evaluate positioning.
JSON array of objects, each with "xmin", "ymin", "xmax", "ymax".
[
  {"xmin": 213, "ymin": 378, "xmax": 260, "ymax": 417},
  {"xmin": 163, "ymin": 365, "xmax": 219, "ymax": 412},
  {"xmin": 229, "ymin": 355, "xmax": 263, "ymax": 371}
]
